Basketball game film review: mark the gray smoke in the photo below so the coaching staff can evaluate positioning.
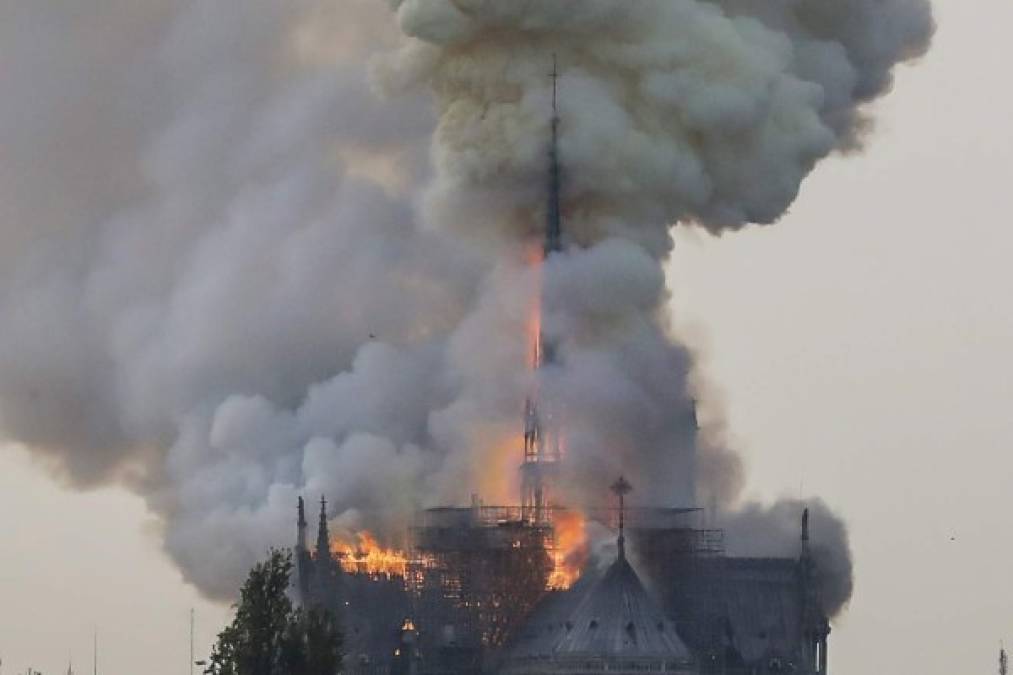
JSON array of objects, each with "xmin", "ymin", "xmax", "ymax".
[
  {"xmin": 0, "ymin": 0, "xmax": 932, "ymax": 606},
  {"xmin": 722, "ymin": 498, "xmax": 853, "ymax": 616}
]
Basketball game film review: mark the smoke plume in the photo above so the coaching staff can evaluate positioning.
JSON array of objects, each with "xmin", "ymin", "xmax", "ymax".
[{"xmin": 0, "ymin": 0, "xmax": 932, "ymax": 606}]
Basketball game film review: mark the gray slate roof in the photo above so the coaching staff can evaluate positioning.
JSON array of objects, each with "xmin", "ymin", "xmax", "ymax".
[
  {"xmin": 555, "ymin": 557, "xmax": 691, "ymax": 659},
  {"xmin": 698, "ymin": 558, "xmax": 804, "ymax": 664},
  {"xmin": 503, "ymin": 555, "xmax": 692, "ymax": 668}
]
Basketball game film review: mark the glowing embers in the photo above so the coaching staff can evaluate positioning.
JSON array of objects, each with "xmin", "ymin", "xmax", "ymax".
[
  {"xmin": 331, "ymin": 531, "xmax": 408, "ymax": 578},
  {"xmin": 548, "ymin": 510, "xmax": 589, "ymax": 590}
]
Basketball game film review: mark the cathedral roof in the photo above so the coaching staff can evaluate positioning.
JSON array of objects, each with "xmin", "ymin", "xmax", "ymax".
[
  {"xmin": 552, "ymin": 556, "xmax": 691, "ymax": 660},
  {"xmin": 502, "ymin": 555, "xmax": 694, "ymax": 672}
]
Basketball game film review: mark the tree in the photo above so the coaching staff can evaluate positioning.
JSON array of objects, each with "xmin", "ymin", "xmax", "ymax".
[
  {"xmin": 281, "ymin": 607, "xmax": 343, "ymax": 675},
  {"xmin": 205, "ymin": 549, "xmax": 343, "ymax": 675},
  {"xmin": 301, "ymin": 607, "xmax": 343, "ymax": 674}
]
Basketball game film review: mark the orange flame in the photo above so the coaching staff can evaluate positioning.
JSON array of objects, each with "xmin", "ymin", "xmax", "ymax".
[
  {"xmin": 331, "ymin": 531, "xmax": 408, "ymax": 578},
  {"xmin": 548, "ymin": 511, "xmax": 588, "ymax": 590},
  {"xmin": 525, "ymin": 241, "xmax": 544, "ymax": 371}
]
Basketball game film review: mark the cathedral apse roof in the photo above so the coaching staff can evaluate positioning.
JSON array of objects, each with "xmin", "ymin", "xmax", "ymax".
[{"xmin": 501, "ymin": 554, "xmax": 695, "ymax": 674}]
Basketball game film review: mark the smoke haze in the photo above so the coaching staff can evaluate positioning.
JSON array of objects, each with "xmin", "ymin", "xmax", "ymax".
[{"xmin": 0, "ymin": 0, "xmax": 932, "ymax": 608}]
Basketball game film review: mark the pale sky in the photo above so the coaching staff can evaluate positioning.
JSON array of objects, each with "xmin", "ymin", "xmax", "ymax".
[{"xmin": 1, "ymin": 1, "xmax": 1010, "ymax": 674}]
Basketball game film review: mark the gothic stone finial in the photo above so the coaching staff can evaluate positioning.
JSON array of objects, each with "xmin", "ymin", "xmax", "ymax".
[{"xmin": 316, "ymin": 495, "xmax": 331, "ymax": 560}]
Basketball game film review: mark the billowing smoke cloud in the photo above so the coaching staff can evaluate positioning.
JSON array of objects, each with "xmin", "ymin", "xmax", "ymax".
[
  {"xmin": 0, "ymin": 0, "xmax": 931, "ymax": 607},
  {"xmin": 722, "ymin": 498, "xmax": 853, "ymax": 616},
  {"xmin": 385, "ymin": 0, "xmax": 934, "ymax": 244}
]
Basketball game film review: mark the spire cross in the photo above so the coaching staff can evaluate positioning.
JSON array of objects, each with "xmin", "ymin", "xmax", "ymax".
[{"xmin": 611, "ymin": 476, "xmax": 633, "ymax": 561}]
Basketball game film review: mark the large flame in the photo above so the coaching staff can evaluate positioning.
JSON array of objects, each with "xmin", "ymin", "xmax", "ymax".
[
  {"xmin": 525, "ymin": 241, "xmax": 544, "ymax": 371},
  {"xmin": 331, "ymin": 531, "xmax": 408, "ymax": 578},
  {"xmin": 548, "ymin": 511, "xmax": 588, "ymax": 590}
]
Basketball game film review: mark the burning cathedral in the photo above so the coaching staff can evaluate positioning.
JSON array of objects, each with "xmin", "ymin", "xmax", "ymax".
[{"xmin": 293, "ymin": 71, "xmax": 832, "ymax": 675}]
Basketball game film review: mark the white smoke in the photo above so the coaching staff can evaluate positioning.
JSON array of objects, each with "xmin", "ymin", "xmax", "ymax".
[{"xmin": 0, "ymin": 0, "xmax": 932, "ymax": 604}]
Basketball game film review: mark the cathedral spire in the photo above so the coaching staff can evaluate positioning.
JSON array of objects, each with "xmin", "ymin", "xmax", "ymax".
[
  {"xmin": 545, "ymin": 53, "xmax": 562, "ymax": 258},
  {"xmin": 316, "ymin": 495, "xmax": 331, "ymax": 561},
  {"xmin": 519, "ymin": 56, "xmax": 565, "ymax": 524}
]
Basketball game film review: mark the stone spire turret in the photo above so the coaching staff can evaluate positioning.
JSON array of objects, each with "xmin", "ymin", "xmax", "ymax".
[
  {"xmin": 316, "ymin": 495, "xmax": 332, "ymax": 562},
  {"xmin": 799, "ymin": 506, "xmax": 830, "ymax": 675},
  {"xmin": 801, "ymin": 506, "xmax": 811, "ymax": 561},
  {"xmin": 296, "ymin": 496, "xmax": 308, "ymax": 552}
]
